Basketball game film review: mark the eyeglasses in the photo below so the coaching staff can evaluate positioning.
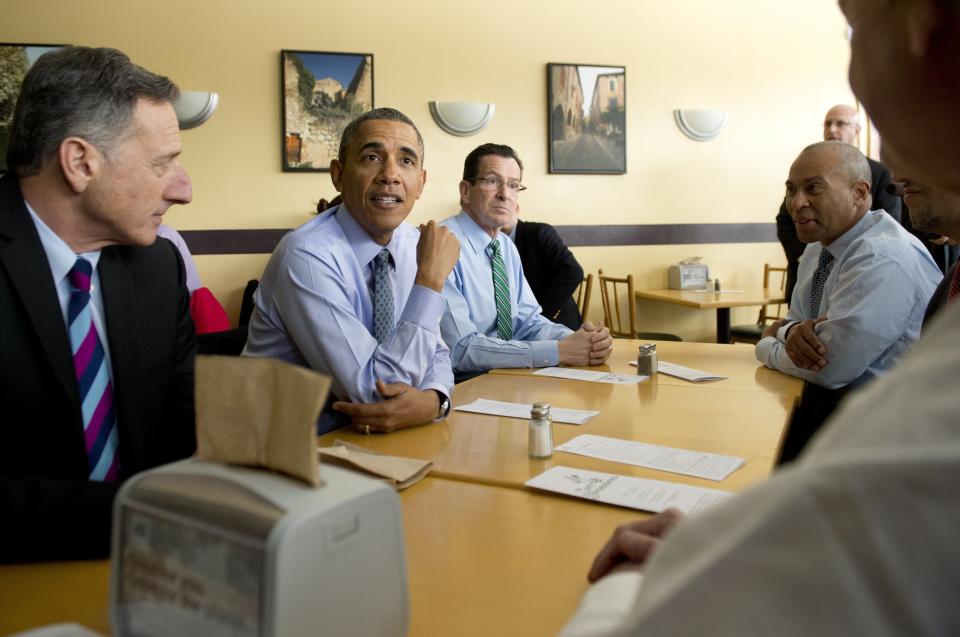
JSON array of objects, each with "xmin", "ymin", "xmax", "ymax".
[{"xmin": 469, "ymin": 176, "xmax": 527, "ymax": 193}]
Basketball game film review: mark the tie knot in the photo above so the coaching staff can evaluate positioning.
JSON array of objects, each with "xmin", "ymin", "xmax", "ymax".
[
  {"xmin": 819, "ymin": 250, "xmax": 834, "ymax": 267},
  {"xmin": 68, "ymin": 257, "xmax": 93, "ymax": 292},
  {"xmin": 374, "ymin": 249, "xmax": 391, "ymax": 269},
  {"xmin": 488, "ymin": 239, "xmax": 501, "ymax": 257}
]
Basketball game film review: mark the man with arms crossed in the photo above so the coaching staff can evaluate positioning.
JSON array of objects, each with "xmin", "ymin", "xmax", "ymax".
[
  {"xmin": 0, "ymin": 47, "xmax": 196, "ymax": 561},
  {"xmin": 440, "ymin": 143, "xmax": 611, "ymax": 377},
  {"xmin": 244, "ymin": 108, "xmax": 459, "ymax": 434},
  {"xmin": 757, "ymin": 140, "xmax": 939, "ymax": 460},
  {"xmin": 561, "ymin": 2, "xmax": 960, "ymax": 634}
]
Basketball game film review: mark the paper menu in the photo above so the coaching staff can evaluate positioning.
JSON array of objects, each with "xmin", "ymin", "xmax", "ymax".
[
  {"xmin": 532, "ymin": 367, "xmax": 647, "ymax": 385},
  {"xmin": 627, "ymin": 360, "xmax": 727, "ymax": 383},
  {"xmin": 454, "ymin": 398, "xmax": 599, "ymax": 425},
  {"xmin": 525, "ymin": 466, "xmax": 733, "ymax": 515},
  {"xmin": 555, "ymin": 434, "xmax": 744, "ymax": 481}
]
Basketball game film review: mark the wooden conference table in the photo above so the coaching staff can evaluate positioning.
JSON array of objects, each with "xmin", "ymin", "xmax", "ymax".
[
  {"xmin": 634, "ymin": 287, "xmax": 787, "ymax": 343},
  {"xmin": 0, "ymin": 340, "xmax": 799, "ymax": 637}
]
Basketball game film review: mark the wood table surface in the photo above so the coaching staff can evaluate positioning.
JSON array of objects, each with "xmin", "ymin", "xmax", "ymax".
[{"xmin": 634, "ymin": 288, "xmax": 787, "ymax": 343}]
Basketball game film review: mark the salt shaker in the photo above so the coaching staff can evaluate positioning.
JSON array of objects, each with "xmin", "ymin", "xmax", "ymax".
[
  {"xmin": 528, "ymin": 402, "xmax": 554, "ymax": 459},
  {"xmin": 637, "ymin": 343, "xmax": 658, "ymax": 377}
]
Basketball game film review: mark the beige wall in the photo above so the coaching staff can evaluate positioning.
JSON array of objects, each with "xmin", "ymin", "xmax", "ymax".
[{"xmin": 2, "ymin": 0, "xmax": 853, "ymax": 340}]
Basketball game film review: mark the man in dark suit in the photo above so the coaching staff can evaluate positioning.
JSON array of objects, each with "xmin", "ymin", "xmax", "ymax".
[
  {"xmin": 504, "ymin": 213, "xmax": 585, "ymax": 331},
  {"xmin": 776, "ymin": 104, "xmax": 902, "ymax": 302},
  {"xmin": 0, "ymin": 47, "xmax": 196, "ymax": 562}
]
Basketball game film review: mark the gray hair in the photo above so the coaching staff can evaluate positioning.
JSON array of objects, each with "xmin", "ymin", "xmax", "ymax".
[
  {"xmin": 802, "ymin": 140, "xmax": 872, "ymax": 184},
  {"xmin": 6, "ymin": 46, "xmax": 179, "ymax": 177},
  {"xmin": 338, "ymin": 107, "xmax": 424, "ymax": 165}
]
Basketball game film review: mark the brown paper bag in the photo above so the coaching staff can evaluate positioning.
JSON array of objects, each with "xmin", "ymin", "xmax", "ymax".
[
  {"xmin": 318, "ymin": 440, "xmax": 432, "ymax": 490},
  {"xmin": 195, "ymin": 355, "xmax": 330, "ymax": 486}
]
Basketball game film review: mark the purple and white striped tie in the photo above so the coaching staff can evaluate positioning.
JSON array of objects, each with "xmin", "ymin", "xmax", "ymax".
[{"xmin": 67, "ymin": 257, "xmax": 118, "ymax": 482}]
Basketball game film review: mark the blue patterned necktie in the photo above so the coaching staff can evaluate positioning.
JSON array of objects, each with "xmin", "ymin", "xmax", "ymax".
[
  {"xmin": 372, "ymin": 249, "xmax": 394, "ymax": 343},
  {"xmin": 488, "ymin": 239, "xmax": 513, "ymax": 340},
  {"xmin": 808, "ymin": 249, "xmax": 834, "ymax": 319},
  {"xmin": 67, "ymin": 257, "xmax": 118, "ymax": 481}
]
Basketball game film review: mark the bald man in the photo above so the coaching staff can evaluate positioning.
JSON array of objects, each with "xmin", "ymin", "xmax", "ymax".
[{"xmin": 776, "ymin": 104, "xmax": 901, "ymax": 302}]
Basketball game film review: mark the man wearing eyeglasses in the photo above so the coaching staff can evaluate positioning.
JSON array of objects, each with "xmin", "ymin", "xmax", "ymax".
[
  {"xmin": 439, "ymin": 143, "xmax": 612, "ymax": 378},
  {"xmin": 776, "ymin": 104, "xmax": 901, "ymax": 303}
]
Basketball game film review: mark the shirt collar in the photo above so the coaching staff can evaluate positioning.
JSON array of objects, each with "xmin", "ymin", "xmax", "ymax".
[
  {"xmin": 24, "ymin": 199, "xmax": 102, "ymax": 285},
  {"xmin": 821, "ymin": 209, "xmax": 877, "ymax": 259},
  {"xmin": 455, "ymin": 209, "xmax": 503, "ymax": 256},
  {"xmin": 335, "ymin": 203, "xmax": 398, "ymax": 268}
]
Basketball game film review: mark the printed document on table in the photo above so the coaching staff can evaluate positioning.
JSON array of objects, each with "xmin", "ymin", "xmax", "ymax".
[
  {"xmin": 454, "ymin": 398, "xmax": 599, "ymax": 425},
  {"xmin": 628, "ymin": 360, "xmax": 727, "ymax": 382},
  {"xmin": 532, "ymin": 367, "xmax": 647, "ymax": 385},
  {"xmin": 555, "ymin": 433, "xmax": 744, "ymax": 481},
  {"xmin": 525, "ymin": 466, "xmax": 733, "ymax": 515}
]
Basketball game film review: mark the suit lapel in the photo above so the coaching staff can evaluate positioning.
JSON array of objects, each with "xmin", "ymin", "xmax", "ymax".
[{"xmin": 0, "ymin": 177, "xmax": 78, "ymax": 402}]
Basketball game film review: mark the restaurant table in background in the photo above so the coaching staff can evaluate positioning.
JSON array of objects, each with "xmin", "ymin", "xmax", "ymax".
[{"xmin": 634, "ymin": 288, "xmax": 787, "ymax": 343}]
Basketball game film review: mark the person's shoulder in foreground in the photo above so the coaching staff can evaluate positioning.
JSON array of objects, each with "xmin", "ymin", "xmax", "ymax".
[
  {"xmin": 0, "ymin": 46, "xmax": 196, "ymax": 562},
  {"xmin": 243, "ymin": 107, "xmax": 458, "ymax": 435}
]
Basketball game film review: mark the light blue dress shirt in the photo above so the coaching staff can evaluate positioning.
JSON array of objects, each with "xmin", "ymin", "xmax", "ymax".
[
  {"xmin": 25, "ymin": 200, "xmax": 114, "ymax": 381},
  {"xmin": 243, "ymin": 205, "xmax": 453, "ymax": 426},
  {"xmin": 440, "ymin": 211, "xmax": 573, "ymax": 372},
  {"xmin": 756, "ymin": 210, "xmax": 941, "ymax": 389}
]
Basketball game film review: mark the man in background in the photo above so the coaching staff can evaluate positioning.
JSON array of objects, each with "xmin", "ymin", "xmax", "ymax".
[
  {"xmin": 503, "ymin": 206, "xmax": 585, "ymax": 331},
  {"xmin": 776, "ymin": 104, "xmax": 901, "ymax": 302},
  {"xmin": 439, "ymin": 143, "xmax": 611, "ymax": 378},
  {"xmin": 0, "ymin": 47, "xmax": 197, "ymax": 561}
]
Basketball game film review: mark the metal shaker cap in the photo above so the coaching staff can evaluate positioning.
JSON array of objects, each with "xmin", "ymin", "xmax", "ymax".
[
  {"xmin": 639, "ymin": 343, "xmax": 657, "ymax": 354},
  {"xmin": 531, "ymin": 402, "xmax": 551, "ymax": 418}
]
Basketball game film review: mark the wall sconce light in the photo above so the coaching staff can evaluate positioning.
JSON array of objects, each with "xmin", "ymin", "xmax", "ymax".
[
  {"xmin": 429, "ymin": 101, "xmax": 495, "ymax": 136},
  {"xmin": 673, "ymin": 109, "xmax": 727, "ymax": 142},
  {"xmin": 175, "ymin": 91, "xmax": 219, "ymax": 130}
]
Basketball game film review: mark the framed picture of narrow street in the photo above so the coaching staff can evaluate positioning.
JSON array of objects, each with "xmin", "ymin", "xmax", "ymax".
[
  {"xmin": 547, "ymin": 62, "xmax": 626, "ymax": 174},
  {"xmin": 281, "ymin": 50, "xmax": 374, "ymax": 172}
]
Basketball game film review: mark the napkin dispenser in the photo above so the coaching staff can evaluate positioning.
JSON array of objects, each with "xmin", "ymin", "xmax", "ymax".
[
  {"xmin": 110, "ymin": 458, "xmax": 407, "ymax": 637},
  {"xmin": 668, "ymin": 261, "xmax": 710, "ymax": 289}
]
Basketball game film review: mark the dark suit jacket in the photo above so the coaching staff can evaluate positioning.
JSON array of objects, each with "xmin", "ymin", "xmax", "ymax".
[
  {"xmin": 777, "ymin": 157, "xmax": 901, "ymax": 303},
  {"xmin": 923, "ymin": 263, "xmax": 956, "ymax": 328},
  {"xmin": 0, "ymin": 175, "xmax": 196, "ymax": 562},
  {"xmin": 512, "ymin": 219, "xmax": 584, "ymax": 331}
]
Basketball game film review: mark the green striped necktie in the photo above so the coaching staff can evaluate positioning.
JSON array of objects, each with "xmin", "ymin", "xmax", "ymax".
[{"xmin": 488, "ymin": 239, "xmax": 513, "ymax": 340}]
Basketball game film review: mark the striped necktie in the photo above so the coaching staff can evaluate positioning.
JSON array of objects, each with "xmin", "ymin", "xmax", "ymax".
[
  {"xmin": 808, "ymin": 249, "xmax": 834, "ymax": 319},
  {"xmin": 67, "ymin": 257, "xmax": 118, "ymax": 482},
  {"xmin": 488, "ymin": 239, "xmax": 513, "ymax": 340},
  {"xmin": 372, "ymin": 249, "xmax": 394, "ymax": 343}
]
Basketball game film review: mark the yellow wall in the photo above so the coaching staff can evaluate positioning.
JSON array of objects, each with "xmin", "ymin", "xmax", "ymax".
[{"xmin": 2, "ymin": 0, "xmax": 853, "ymax": 340}]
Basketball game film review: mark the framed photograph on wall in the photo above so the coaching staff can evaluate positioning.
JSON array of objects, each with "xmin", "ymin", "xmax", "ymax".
[
  {"xmin": 547, "ymin": 62, "xmax": 626, "ymax": 174},
  {"xmin": 281, "ymin": 50, "xmax": 374, "ymax": 172},
  {"xmin": 1, "ymin": 43, "xmax": 63, "ymax": 173}
]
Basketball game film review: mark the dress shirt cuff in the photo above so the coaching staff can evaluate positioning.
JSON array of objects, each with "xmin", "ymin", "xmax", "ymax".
[
  {"xmin": 400, "ymin": 284, "xmax": 445, "ymax": 328},
  {"xmin": 530, "ymin": 340, "xmax": 560, "ymax": 368},
  {"xmin": 776, "ymin": 321, "xmax": 798, "ymax": 343},
  {"xmin": 755, "ymin": 336, "xmax": 777, "ymax": 363}
]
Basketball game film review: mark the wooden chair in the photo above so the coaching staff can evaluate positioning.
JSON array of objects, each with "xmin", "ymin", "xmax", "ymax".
[
  {"xmin": 729, "ymin": 264, "xmax": 789, "ymax": 344},
  {"xmin": 598, "ymin": 269, "xmax": 682, "ymax": 341},
  {"xmin": 575, "ymin": 274, "xmax": 594, "ymax": 324}
]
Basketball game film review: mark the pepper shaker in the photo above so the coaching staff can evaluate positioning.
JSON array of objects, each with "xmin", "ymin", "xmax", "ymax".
[
  {"xmin": 637, "ymin": 343, "xmax": 658, "ymax": 377},
  {"xmin": 528, "ymin": 402, "xmax": 554, "ymax": 459}
]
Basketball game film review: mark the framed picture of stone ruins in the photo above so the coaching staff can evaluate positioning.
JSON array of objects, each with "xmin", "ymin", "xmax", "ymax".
[
  {"xmin": 281, "ymin": 50, "xmax": 374, "ymax": 172},
  {"xmin": 547, "ymin": 62, "xmax": 626, "ymax": 174}
]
